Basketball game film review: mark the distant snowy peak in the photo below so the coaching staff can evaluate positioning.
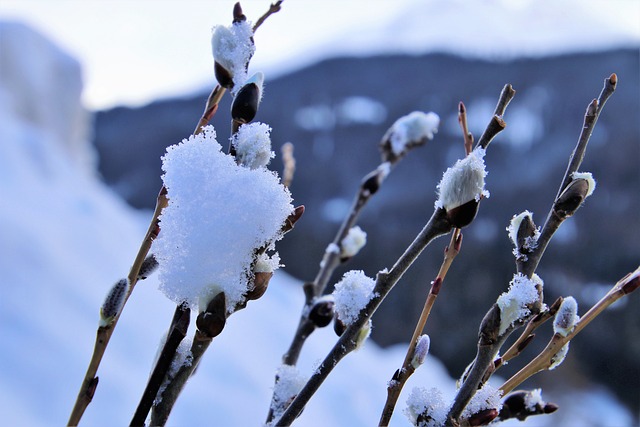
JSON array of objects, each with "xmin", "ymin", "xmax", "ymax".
[
  {"xmin": 260, "ymin": 0, "xmax": 639, "ymax": 75},
  {"xmin": 338, "ymin": 0, "xmax": 639, "ymax": 59}
]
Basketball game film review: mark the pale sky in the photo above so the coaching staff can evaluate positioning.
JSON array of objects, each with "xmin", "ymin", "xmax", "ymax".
[{"xmin": 1, "ymin": 0, "xmax": 638, "ymax": 110}]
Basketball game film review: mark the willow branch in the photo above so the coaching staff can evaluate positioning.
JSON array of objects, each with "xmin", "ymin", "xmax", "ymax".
[
  {"xmin": 520, "ymin": 74, "xmax": 617, "ymax": 278},
  {"xmin": 379, "ymin": 229, "xmax": 462, "ymax": 426},
  {"xmin": 275, "ymin": 208, "xmax": 454, "ymax": 426},
  {"xmin": 68, "ymin": 188, "xmax": 167, "ymax": 426},
  {"xmin": 500, "ymin": 266, "xmax": 639, "ymax": 395}
]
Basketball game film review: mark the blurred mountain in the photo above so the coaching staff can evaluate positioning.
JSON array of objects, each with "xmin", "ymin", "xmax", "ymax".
[{"xmin": 94, "ymin": 48, "xmax": 640, "ymax": 414}]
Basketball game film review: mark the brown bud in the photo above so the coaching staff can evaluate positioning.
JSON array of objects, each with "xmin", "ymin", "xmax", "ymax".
[
  {"xmin": 214, "ymin": 61, "xmax": 234, "ymax": 89},
  {"xmin": 309, "ymin": 297, "xmax": 335, "ymax": 328},
  {"xmin": 333, "ymin": 317, "xmax": 346, "ymax": 337},
  {"xmin": 231, "ymin": 73, "xmax": 263, "ymax": 124},
  {"xmin": 446, "ymin": 199, "xmax": 480, "ymax": 229},
  {"xmin": 554, "ymin": 178, "xmax": 590, "ymax": 218},
  {"xmin": 282, "ymin": 205, "xmax": 305, "ymax": 234},
  {"xmin": 197, "ymin": 292, "xmax": 227, "ymax": 338},
  {"xmin": 246, "ymin": 271, "xmax": 272, "ymax": 301},
  {"xmin": 232, "ymin": 2, "xmax": 246, "ymax": 23},
  {"xmin": 468, "ymin": 408, "xmax": 499, "ymax": 426}
]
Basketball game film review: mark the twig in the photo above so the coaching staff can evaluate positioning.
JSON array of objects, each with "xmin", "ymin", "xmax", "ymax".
[
  {"xmin": 500, "ymin": 266, "xmax": 639, "ymax": 395},
  {"xmin": 130, "ymin": 304, "xmax": 190, "ymax": 426},
  {"xmin": 491, "ymin": 297, "xmax": 562, "ymax": 375},
  {"xmin": 281, "ymin": 142, "xmax": 296, "ymax": 188},
  {"xmin": 520, "ymin": 74, "xmax": 617, "ymax": 278},
  {"xmin": 447, "ymin": 75, "xmax": 616, "ymax": 424},
  {"xmin": 68, "ymin": 188, "xmax": 167, "ymax": 426},
  {"xmin": 253, "ymin": 1, "xmax": 284, "ymax": 32},
  {"xmin": 475, "ymin": 84, "xmax": 516, "ymax": 149},
  {"xmin": 378, "ymin": 229, "xmax": 462, "ymax": 426},
  {"xmin": 275, "ymin": 208, "xmax": 455, "ymax": 426},
  {"xmin": 458, "ymin": 102, "xmax": 474, "ymax": 156}
]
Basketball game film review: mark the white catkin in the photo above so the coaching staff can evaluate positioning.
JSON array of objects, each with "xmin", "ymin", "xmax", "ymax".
[{"xmin": 99, "ymin": 278, "xmax": 129, "ymax": 326}]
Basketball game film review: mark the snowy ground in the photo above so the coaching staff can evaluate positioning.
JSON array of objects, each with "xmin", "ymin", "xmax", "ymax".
[{"xmin": 0, "ymin": 19, "xmax": 637, "ymax": 427}]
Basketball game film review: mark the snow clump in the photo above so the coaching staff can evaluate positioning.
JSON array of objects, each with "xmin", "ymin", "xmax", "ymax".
[
  {"xmin": 211, "ymin": 19, "xmax": 255, "ymax": 91},
  {"xmin": 507, "ymin": 210, "xmax": 540, "ymax": 260},
  {"xmin": 387, "ymin": 111, "xmax": 440, "ymax": 156},
  {"xmin": 496, "ymin": 273, "xmax": 542, "ymax": 335},
  {"xmin": 269, "ymin": 364, "xmax": 308, "ymax": 422},
  {"xmin": 405, "ymin": 387, "xmax": 448, "ymax": 427},
  {"xmin": 231, "ymin": 122, "xmax": 274, "ymax": 169},
  {"xmin": 340, "ymin": 225, "xmax": 367, "ymax": 258},
  {"xmin": 332, "ymin": 270, "xmax": 377, "ymax": 325},
  {"xmin": 461, "ymin": 383, "xmax": 503, "ymax": 419},
  {"xmin": 435, "ymin": 146, "xmax": 489, "ymax": 211},
  {"xmin": 154, "ymin": 125, "xmax": 293, "ymax": 314}
]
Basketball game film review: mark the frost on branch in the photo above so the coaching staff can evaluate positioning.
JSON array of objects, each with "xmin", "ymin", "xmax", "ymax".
[
  {"xmin": 270, "ymin": 364, "xmax": 307, "ymax": 423},
  {"xmin": 211, "ymin": 19, "xmax": 255, "ymax": 90},
  {"xmin": 549, "ymin": 342, "xmax": 570, "ymax": 370},
  {"xmin": 404, "ymin": 387, "xmax": 448, "ymax": 427},
  {"xmin": 231, "ymin": 122, "xmax": 274, "ymax": 169},
  {"xmin": 435, "ymin": 146, "xmax": 489, "ymax": 212},
  {"xmin": 496, "ymin": 273, "xmax": 543, "ymax": 336},
  {"xmin": 154, "ymin": 126, "xmax": 293, "ymax": 314}
]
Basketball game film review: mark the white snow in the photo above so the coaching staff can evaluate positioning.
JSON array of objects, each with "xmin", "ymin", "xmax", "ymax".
[
  {"xmin": 341, "ymin": 226, "xmax": 367, "ymax": 259},
  {"xmin": 524, "ymin": 388, "xmax": 545, "ymax": 411},
  {"xmin": 435, "ymin": 146, "xmax": 489, "ymax": 211},
  {"xmin": 1, "ymin": 21, "xmax": 636, "ymax": 427},
  {"xmin": 507, "ymin": 211, "xmax": 540, "ymax": 260},
  {"xmin": 387, "ymin": 111, "xmax": 440, "ymax": 156},
  {"xmin": 496, "ymin": 273, "xmax": 542, "ymax": 336},
  {"xmin": 405, "ymin": 387, "xmax": 449, "ymax": 427},
  {"xmin": 571, "ymin": 171, "xmax": 597, "ymax": 198},
  {"xmin": 211, "ymin": 20, "xmax": 255, "ymax": 91},
  {"xmin": 269, "ymin": 364, "xmax": 308, "ymax": 423},
  {"xmin": 554, "ymin": 296, "xmax": 579, "ymax": 337},
  {"xmin": 231, "ymin": 122, "xmax": 274, "ymax": 169},
  {"xmin": 154, "ymin": 125, "xmax": 293, "ymax": 314},
  {"xmin": 332, "ymin": 270, "xmax": 377, "ymax": 325},
  {"xmin": 461, "ymin": 383, "xmax": 503, "ymax": 419},
  {"xmin": 549, "ymin": 342, "xmax": 571, "ymax": 370}
]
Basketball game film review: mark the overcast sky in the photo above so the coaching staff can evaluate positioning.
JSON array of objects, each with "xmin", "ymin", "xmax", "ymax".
[{"xmin": 1, "ymin": 0, "xmax": 638, "ymax": 110}]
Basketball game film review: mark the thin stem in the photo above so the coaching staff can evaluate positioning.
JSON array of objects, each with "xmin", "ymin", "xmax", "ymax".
[
  {"xmin": 521, "ymin": 74, "xmax": 617, "ymax": 278},
  {"xmin": 379, "ymin": 229, "xmax": 462, "ymax": 426},
  {"xmin": 68, "ymin": 188, "xmax": 167, "ymax": 426},
  {"xmin": 500, "ymin": 266, "xmax": 639, "ymax": 395},
  {"xmin": 476, "ymin": 84, "xmax": 515, "ymax": 149},
  {"xmin": 130, "ymin": 304, "xmax": 190, "ymax": 426},
  {"xmin": 458, "ymin": 102, "xmax": 474, "ymax": 156},
  {"xmin": 275, "ymin": 209, "xmax": 453, "ymax": 426},
  {"xmin": 253, "ymin": 1, "xmax": 284, "ymax": 32}
]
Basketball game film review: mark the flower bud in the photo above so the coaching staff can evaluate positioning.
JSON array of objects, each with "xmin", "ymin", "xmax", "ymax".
[
  {"xmin": 553, "ymin": 296, "xmax": 578, "ymax": 337},
  {"xmin": 554, "ymin": 173, "xmax": 595, "ymax": 218},
  {"xmin": 196, "ymin": 292, "xmax": 227, "ymax": 338},
  {"xmin": 381, "ymin": 111, "xmax": 439, "ymax": 163},
  {"xmin": 499, "ymin": 389, "xmax": 557, "ymax": 422},
  {"xmin": 507, "ymin": 211, "xmax": 540, "ymax": 261},
  {"xmin": 137, "ymin": 254, "xmax": 159, "ymax": 280},
  {"xmin": 231, "ymin": 72, "xmax": 264, "ymax": 124},
  {"xmin": 435, "ymin": 147, "xmax": 489, "ymax": 228},
  {"xmin": 411, "ymin": 334, "xmax": 430, "ymax": 369},
  {"xmin": 340, "ymin": 226, "xmax": 367, "ymax": 261},
  {"xmin": 99, "ymin": 278, "xmax": 129, "ymax": 327},
  {"xmin": 211, "ymin": 19, "xmax": 255, "ymax": 90},
  {"xmin": 361, "ymin": 162, "xmax": 391, "ymax": 196},
  {"xmin": 308, "ymin": 295, "xmax": 335, "ymax": 328},
  {"xmin": 354, "ymin": 319, "xmax": 372, "ymax": 350},
  {"xmin": 333, "ymin": 316, "xmax": 346, "ymax": 336}
]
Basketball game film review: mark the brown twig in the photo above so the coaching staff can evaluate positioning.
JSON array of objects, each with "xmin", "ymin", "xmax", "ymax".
[
  {"xmin": 68, "ymin": 188, "xmax": 167, "ymax": 426},
  {"xmin": 458, "ymin": 102, "xmax": 474, "ymax": 156},
  {"xmin": 378, "ymin": 229, "xmax": 462, "ymax": 426},
  {"xmin": 500, "ymin": 266, "xmax": 639, "ymax": 395},
  {"xmin": 253, "ymin": 1, "xmax": 284, "ymax": 32},
  {"xmin": 281, "ymin": 142, "xmax": 296, "ymax": 188}
]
